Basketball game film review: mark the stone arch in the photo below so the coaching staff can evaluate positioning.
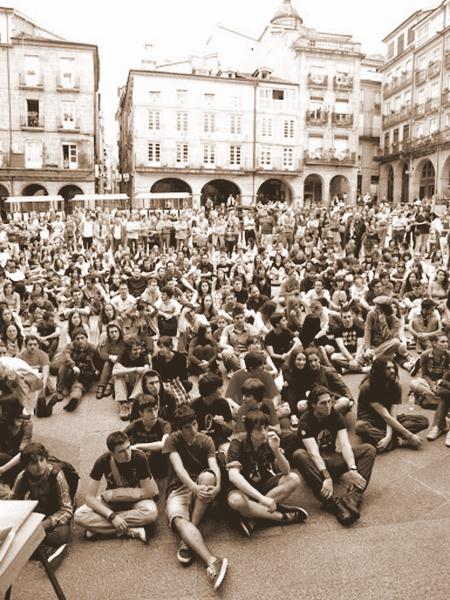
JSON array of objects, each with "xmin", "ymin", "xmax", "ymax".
[
  {"xmin": 150, "ymin": 178, "xmax": 192, "ymax": 194},
  {"xmin": 58, "ymin": 185, "xmax": 83, "ymax": 214},
  {"xmin": 400, "ymin": 161, "xmax": 410, "ymax": 204},
  {"xmin": 200, "ymin": 179, "xmax": 241, "ymax": 207},
  {"xmin": 413, "ymin": 159, "xmax": 435, "ymax": 200},
  {"xmin": 329, "ymin": 175, "xmax": 350, "ymax": 204},
  {"xmin": 304, "ymin": 174, "xmax": 323, "ymax": 206},
  {"xmin": 256, "ymin": 178, "xmax": 293, "ymax": 205},
  {"xmin": 22, "ymin": 183, "xmax": 48, "ymax": 196},
  {"xmin": 438, "ymin": 153, "xmax": 450, "ymax": 200}
]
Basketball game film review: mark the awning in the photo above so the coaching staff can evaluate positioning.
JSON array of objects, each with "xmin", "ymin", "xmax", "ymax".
[
  {"xmin": 135, "ymin": 192, "xmax": 191, "ymax": 200},
  {"xmin": 71, "ymin": 194, "xmax": 129, "ymax": 202},
  {"xmin": 6, "ymin": 195, "xmax": 64, "ymax": 203}
]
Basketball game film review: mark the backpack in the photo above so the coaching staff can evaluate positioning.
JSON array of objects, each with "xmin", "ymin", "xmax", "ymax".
[{"xmin": 48, "ymin": 456, "xmax": 80, "ymax": 502}]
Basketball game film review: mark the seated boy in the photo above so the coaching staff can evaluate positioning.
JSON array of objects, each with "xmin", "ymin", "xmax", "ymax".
[
  {"xmin": 163, "ymin": 405, "xmax": 228, "ymax": 591},
  {"xmin": 10, "ymin": 442, "xmax": 73, "ymax": 570},
  {"xmin": 74, "ymin": 431, "xmax": 158, "ymax": 543},
  {"xmin": 234, "ymin": 378, "xmax": 280, "ymax": 435},
  {"xmin": 227, "ymin": 410, "xmax": 308, "ymax": 537},
  {"xmin": 124, "ymin": 393, "xmax": 171, "ymax": 480}
]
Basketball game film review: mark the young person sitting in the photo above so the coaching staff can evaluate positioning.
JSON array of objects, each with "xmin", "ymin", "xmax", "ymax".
[
  {"xmin": 227, "ymin": 410, "xmax": 308, "ymax": 537},
  {"xmin": 74, "ymin": 431, "xmax": 158, "ymax": 543},
  {"xmin": 292, "ymin": 385, "xmax": 376, "ymax": 526},
  {"xmin": 163, "ymin": 405, "xmax": 228, "ymax": 591},
  {"xmin": 10, "ymin": 442, "xmax": 73, "ymax": 569}
]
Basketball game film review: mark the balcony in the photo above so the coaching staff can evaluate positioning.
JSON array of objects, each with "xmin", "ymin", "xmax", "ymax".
[
  {"xmin": 428, "ymin": 60, "xmax": 441, "ymax": 79},
  {"xmin": 425, "ymin": 97, "xmax": 439, "ymax": 115},
  {"xmin": 304, "ymin": 148, "xmax": 356, "ymax": 165},
  {"xmin": 56, "ymin": 74, "xmax": 80, "ymax": 92},
  {"xmin": 382, "ymin": 72, "xmax": 412, "ymax": 98},
  {"xmin": 19, "ymin": 73, "xmax": 44, "ymax": 90},
  {"xmin": 334, "ymin": 76, "xmax": 353, "ymax": 91},
  {"xmin": 308, "ymin": 73, "xmax": 328, "ymax": 88},
  {"xmin": 21, "ymin": 114, "xmax": 45, "ymax": 130},
  {"xmin": 415, "ymin": 69, "xmax": 427, "ymax": 85},
  {"xmin": 332, "ymin": 112, "xmax": 353, "ymax": 127},
  {"xmin": 305, "ymin": 110, "xmax": 328, "ymax": 125},
  {"xmin": 294, "ymin": 38, "xmax": 361, "ymax": 54},
  {"xmin": 57, "ymin": 120, "xmax": 80, "ymax": 132},
  {"xmin": 382, "ymin": 103, "xmax": 412, "ymax": 127}
]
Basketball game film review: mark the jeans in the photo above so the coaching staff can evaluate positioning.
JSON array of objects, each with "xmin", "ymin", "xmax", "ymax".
[
  {"xmin": 75, "ymin": 498, "xmax": 157, "ymax": 533},
  {"xmin": 355, "ymin": 413, "xmax": 429, "ymax": 448},
  {"xmin": 292, "ymin": 444, "xmax": 376, "ymax": 502}
]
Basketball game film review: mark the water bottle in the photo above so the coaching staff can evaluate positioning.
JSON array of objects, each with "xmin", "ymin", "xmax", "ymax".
[{"xmin": 407, "ymin": 392, "xmax": 415, "ymax": 411}]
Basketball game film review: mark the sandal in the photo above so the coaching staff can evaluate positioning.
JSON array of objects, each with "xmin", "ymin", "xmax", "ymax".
[
  {"xmin": 96, "ymin": 385, "xmax": 105, "ymax": 399},
  {"xmin": 103, "ymin": 382, "xmax": 114, "ymax": 398}
]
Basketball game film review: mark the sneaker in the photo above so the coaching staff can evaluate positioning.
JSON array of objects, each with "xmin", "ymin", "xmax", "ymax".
[
  {"xmin": 445, "ymin": 431, "xmax": 450, "ymax": 448},
  {"xmin": 206, "ymin": 557, "xmax": 228, "ymax": 591},
  {"xmin": 63, "ymin": 397, "xmax": 79, "ymax": 412},
  {"xmin": 239, "ymin": 517, "xmax": 255, "ymax": 537},
  {"xmin": 127, "ymin": 527, "xmax": 147, "ymax": 543},
  {"xmin": 340, "ymin": 490, "xmax": 363, "ymax": 521},
  {"xmin": 45, "ymin": 544, "xmax": 68, "ymax": 570},
  {"xmin": 409, "ymin": 358, "xmax": 421, "ymax": 376},
  {"xmin": 427, "ymin": 426, "xmax": 445, "ymax": 441},
  {"xmin": 119, "ymin": 402, "xmax": 131, "ymax": 421},
  {"xmin": 177, "ymin": 540, "xmax": 194, "ymax": 565},
  {"xmin": 84, "ymin": 529, "xmax": 96, "ymax": 541},
  {"xmin": 323, "ymin": 498, "xmax": 355, "ymax": 526},
  {"xmin": 277, "ymin": 504, "xmax": 309, "ymax": 524}
]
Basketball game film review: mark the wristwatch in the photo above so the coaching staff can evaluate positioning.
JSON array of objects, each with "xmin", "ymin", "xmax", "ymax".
[
  {"xmin": 107, "ymin": 512, "xmax": 116, "ymax": 522},
  {"xmin": 349, "ymin": 466, "xmax": 358, "ymax": 471}
]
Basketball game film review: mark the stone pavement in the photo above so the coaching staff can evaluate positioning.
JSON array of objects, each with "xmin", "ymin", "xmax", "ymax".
[{"xmin": 12, "ymin": 371, "xmax": 450, "ymax": 600}]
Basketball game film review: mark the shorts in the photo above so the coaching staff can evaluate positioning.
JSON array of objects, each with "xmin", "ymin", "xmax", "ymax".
[{"xmin": 166, "ymin": 469, "xmax": 216, "ymax": 530}]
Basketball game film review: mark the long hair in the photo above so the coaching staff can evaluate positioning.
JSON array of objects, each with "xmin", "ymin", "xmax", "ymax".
[{"xmin": 361, "ymin": 357, "xmax": 399, "ymax": 394}]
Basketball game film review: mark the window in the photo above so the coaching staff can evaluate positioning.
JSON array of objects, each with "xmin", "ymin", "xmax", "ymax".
[
  {"xmin": 24, "ymin": 55, "xmax": 39, "ymax": 85},
  {"xmin": 230, "ymin": 145, "xmax": 241, "ymax": 165},
  {"xmin": 176, "ymin": 143, "xmax": 189, "ymax": 163},
  {"xmin": 203, "ymin": 112, "xmax": 215, "ymax": 133},
  {"xmin": 176, "ymin": 112, "xmax": 188, "ymax": 132},
  {"xmin": 335, "ymin": 137, "xmax": 349, "ymax": 152},
  {"xmin": 431, "ymin": 82, "xmax": 439, "ymax": 98},
  {"xmin": 430, "ymin": 118, "xmax": 438, "ymax": 133},
  {"xmin": 59, "ymin": 57, "xmax": 75, "ymax": 88},
  {"xmin": 204, "ymin": 93, "xmax": 215, "ymax": 106},
  {"xmin": 417, "ymin": 88, "xmax": 425, "ymax": 104},
  {"xmin": 384, "ymin": 132, "xmax": 390, "ymax": 148},
  {"xmin": 393, "ymin": 129, "xmax": 399, "ymax": 144},
  {"xmin": 148, "ymin": 142, "xmax": 161, "ymax": 163},
  {"xmin": 397, "ymin": 34, "xmax": 405, "ymax": 55},
  {"xmin": 261, "ymin": 117, "xmax": 272, "ymax": 137},
  {"xmin": 149, "ymin": 91, "xmax": 160, "ymax": 103},
  {"xmin": 417, "ymin": 22, "xmax": 429, "ymax": 44},
  {"xmin": 148, "ymin": 110, "xmax": 160, "ymax": 130},
  {"xmin": 61, "ymin": 101, "xmax": 75, "ymax": 129},
  {"xmin": 335, "ymin": 100, "xmax": 349, "ymax": 114},
  {"xmin": 416, "ymin": 124, "xmax": 424, "ymax": 138},
  {"xmin": 394, "ymin": 96, "xmax": 401, "ymax": 111},
  {"xmin": 282, "ymin": 147, "xmax": 293, "ymax": 167},
  {"xmin": 25, "ymin": 141, "xmax": 43, "ymax": 168},
  {"xmin": 203, "ymin": 144, "xmax": 215, "ymax": 165},
  {"xmin": 272, "ymin": 89, "xmax": 284, "ymax": 100},
  {"xmin": 62, "ymin": 143, "xmax": 77, "ymax": 169},
  {"xmin": 308, "ymin": 136, "xmax": 322, "ymax": 151},
  {"xmin": 259, "ymin": 88, "xmax": 271, "ymax": 108},
  {"xmin": 407, "ymin": 27, "xmax": 415, "ymax": 45},
  {"xmin": 403, "ymin": 124, "xmax": 410, "ymax": 141},
  {"xmin": 230, "ymin": 114, "xmax": 242, "ymax": 134},
  {"xmin": 283, "ymin": 119, "xmax": 294, "ymax": 138},
  {"xmin": 26, "ymin": 99, "xmax": 40, "ymax": 127},
  {"xmin": 387, "ymin": 41, "xmax": 395, "ymax": 60},
  {"xmin": 260, "ymin": 146, "xmax": 271, "ymax": 166},
  {"xmin": 177, "ymin": 89, "xmax": 188, "ymax": 104}
]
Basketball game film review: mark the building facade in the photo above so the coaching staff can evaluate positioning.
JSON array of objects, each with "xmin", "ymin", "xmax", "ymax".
[
  {"xmin": 117, "ymin": 0, "xmax": 382, "ymax": 208},
  {"xmin": 377, "ymin": 1, "xmax": 450, "ymax": 205},
  {"xmin": 0, "ymin": 7, "xmax": 101, "ymax": 208}
]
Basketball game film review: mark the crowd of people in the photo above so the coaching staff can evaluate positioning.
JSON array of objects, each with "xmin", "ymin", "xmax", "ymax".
[{"xmin": 0, "ymin": 195, "xmax": 449, "ymax": 592}]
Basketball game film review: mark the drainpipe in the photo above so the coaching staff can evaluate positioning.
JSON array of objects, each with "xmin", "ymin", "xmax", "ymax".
[{"xmin": 251, "ymin": 82, "xmax": 257, "ymax": 206}]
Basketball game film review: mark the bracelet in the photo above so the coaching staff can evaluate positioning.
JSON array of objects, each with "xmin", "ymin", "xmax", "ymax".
[{"xmin": 107, "ymin": 512, "xmax": 116, "ymax": 522}]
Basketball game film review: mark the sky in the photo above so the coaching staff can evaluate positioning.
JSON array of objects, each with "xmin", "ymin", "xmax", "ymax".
[{"xmin": 6, "ymin": 0, "xmax": 437, "ymax": 147}]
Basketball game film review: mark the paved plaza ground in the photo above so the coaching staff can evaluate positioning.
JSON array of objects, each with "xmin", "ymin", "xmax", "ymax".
[{"xmin": 12, "ymin": 370, "xmax": 450, "ymax": 600}]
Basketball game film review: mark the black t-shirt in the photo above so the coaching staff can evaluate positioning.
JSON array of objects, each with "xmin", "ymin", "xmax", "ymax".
[
  {"xmin": 226, "ymin": 437, "xmax": 279, "ymax": 487},
  {"xmin": 89, "ymin": 449, "xmax": 151, "ymax": 489},
  {"xmin": 117, "ymin": 348, "xmax": 148, "ymax": 368},
  {"xmin": 297, "ymin": 409, "xmax": 346, "ymax": 453},
  {"xmin": 163, "ymin": 431, "xmax": 216, "ymax": 493},
  {"xmin": 124, "ymin": 418, "xmax": 170, "ymax": 479},
  {"xmin": 265, "ymin": 328, "xmax": 295, "ymax": 367},
  {"xmin": 190, "ymin": 396, "xmax": 232, "ymax": 447},
  {"xmin": 128, "ymin": 277, "xmax": 147, "ymax": 297},
  {"xmin": 333, "ymin": 322, "xmax": 364, "ymax": 354},
  {"xmin": 357, "ymin": 381, "xmax": 401, "ymax": 428}
]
